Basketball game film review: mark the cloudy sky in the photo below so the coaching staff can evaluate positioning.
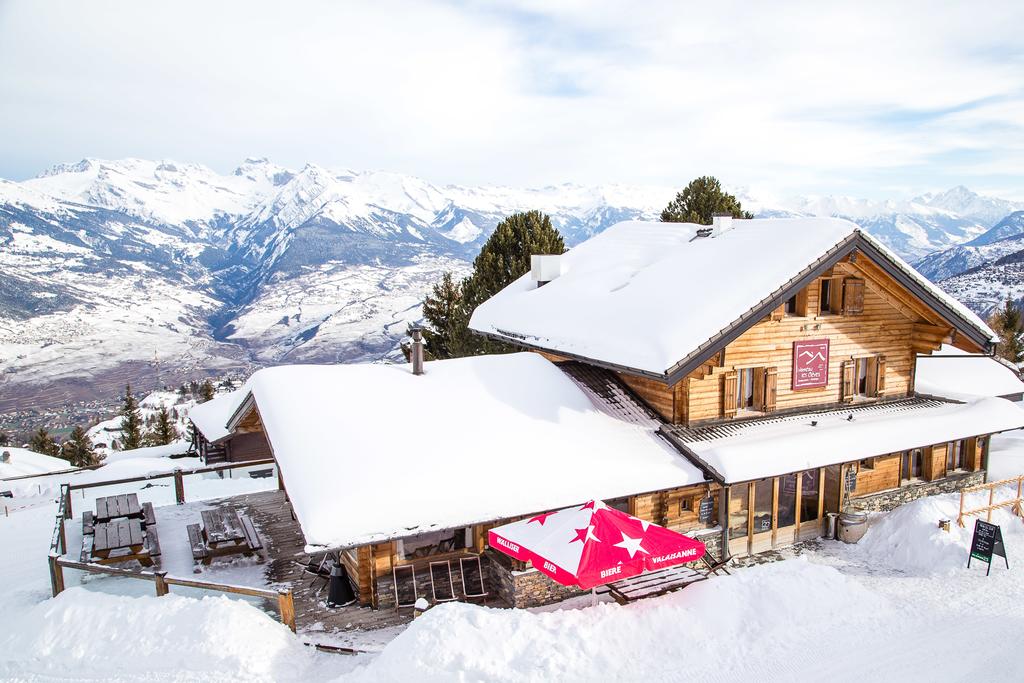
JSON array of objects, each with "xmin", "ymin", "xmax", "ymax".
[{"xmin": 1, "ymin": 0, "xmax": 1022, "ymax": 199}]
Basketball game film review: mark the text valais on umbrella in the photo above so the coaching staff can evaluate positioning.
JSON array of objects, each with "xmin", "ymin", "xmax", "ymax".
[{"xmin": 488, "ymin": 499, "xmax": 706, "ymax": 589}]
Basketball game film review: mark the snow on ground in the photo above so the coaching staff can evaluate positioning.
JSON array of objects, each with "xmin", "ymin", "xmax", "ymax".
[
  {"xmin": 989, "ymin": 427, "xmax": 1024, "ymax": 481},
  {"xmin": 1, "ymin": 438, "xmax": 1024, "ymax": 680}
]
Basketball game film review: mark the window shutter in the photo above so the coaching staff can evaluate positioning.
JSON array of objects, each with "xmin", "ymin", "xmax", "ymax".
[
  {"xmin": 770, "ymin": 304, "xmax": 785, "ymax": 322},
  {"xmin": 967, "ymin": 438, "xmax": 980, "ymax": 471},
  {"xmin": 722, "ymin": 370, "xmax": 738, "ymax": 418},
  {"xmin": 752, "ymin": 368, "xmax": 765, "ymax": 410},
  {"xmin": 843, "ymin": 278, "xmax": 865, "ymax": 315},
  {"xmin": 841, "ymin": 361, "xmax": 855, "ymax": 403},
  {"xmin": 763, "ymin": 367, "xmax": 778, "ymax": 412},
  {"xmin": 874, "ymin": 355, "xmax": 886, "ymax": 396},
  {"xmin": 795, "ymin": 288, "xmax": 808, "ymax": 316}
]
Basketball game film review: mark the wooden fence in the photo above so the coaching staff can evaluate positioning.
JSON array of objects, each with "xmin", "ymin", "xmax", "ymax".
[
  {"xmin": 47, "ymin": 462, "xmax": 296, "ymax": 632},
  {"xmin": 957, "ymin": 475, "xmax": 1024, "ymax": 527}
]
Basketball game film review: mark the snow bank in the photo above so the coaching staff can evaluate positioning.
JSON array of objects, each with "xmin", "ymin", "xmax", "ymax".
[
  {"xmin": 344, "ymin": 560, "xmax": 889, "ymax": 682},
  {"xmin": 0, "ymin": 588, "xmax": 344, "ymax": 681},
  {"xmin": 250, "ymin": 353, "xmax": 704, "ymax": 550},
  {"xmin": 74, "ymin": 455, "xmax": 200, "ymax": 484},
  {"xmin": 856, "ymin": 493, "xmax": 1024, "ymax": 576}
]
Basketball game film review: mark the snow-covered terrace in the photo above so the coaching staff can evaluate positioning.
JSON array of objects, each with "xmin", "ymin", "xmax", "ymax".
[
  {"xmin": 668, "ymin": 396, "xmax": 1024, "ymax": 484},
  {"xmin": 242, "ymin": 353, "xmax": 707, "ymax": 551}
]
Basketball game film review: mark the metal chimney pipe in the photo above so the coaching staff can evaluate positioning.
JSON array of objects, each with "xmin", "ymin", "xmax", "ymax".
[{"xmin": 411, "ymin": 327, "xmax": 424, "ymax": 376}]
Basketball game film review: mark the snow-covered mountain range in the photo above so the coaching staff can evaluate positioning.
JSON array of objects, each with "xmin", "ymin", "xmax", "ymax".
[{"xmin": 2, "ymin": 157, "xmax": 1021, "ymax": 410}]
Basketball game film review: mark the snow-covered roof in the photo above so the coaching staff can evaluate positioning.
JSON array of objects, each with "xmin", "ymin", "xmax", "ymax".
[
  {"xmin": 0, "ymin": 447, "xmax": 74, "ymax": 481},
  {"xmin": 669, "ymin": 397, "xmax": 1024, "ymax": 484},
  {"xmin": 244, "ymin": 353, "xmax": 705, "ymax": 550},
  {"xmin": 188, "ymin": 389, "xmax": 247, "ymax": 443},
  {"xmin": 915, "ymin": 345, "xmax": 1024, "ymax": 402},
  {"xmin": 470, "ymin": 218, "xmax": 997, "ymax": 377}
]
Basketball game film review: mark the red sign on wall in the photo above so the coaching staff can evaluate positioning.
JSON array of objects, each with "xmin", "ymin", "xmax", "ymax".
[{"xmin": 792, "ymin": 339, "xmax": 830, "ymax": 390}]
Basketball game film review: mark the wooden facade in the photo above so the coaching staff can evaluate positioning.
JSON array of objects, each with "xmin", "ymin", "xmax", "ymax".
[{"xmin": 616, "ymin": 253, "xmax": 979, "ymax": 427}]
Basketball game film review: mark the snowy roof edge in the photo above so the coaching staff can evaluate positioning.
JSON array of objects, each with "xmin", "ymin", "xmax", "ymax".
[{"xmin": 471, "ymin": 227, "xmax": 997, "ymax": 383}]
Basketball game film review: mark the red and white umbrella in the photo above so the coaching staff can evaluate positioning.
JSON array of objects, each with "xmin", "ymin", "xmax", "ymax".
[{"xmin": 488, "ymin": 499, "xmax": 706, "ymax": 589}]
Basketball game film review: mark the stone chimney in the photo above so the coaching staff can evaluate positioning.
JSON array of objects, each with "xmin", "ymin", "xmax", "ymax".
[{"xmin": 411, "ymin": 327, "xmax": 425, "ymax": 376}]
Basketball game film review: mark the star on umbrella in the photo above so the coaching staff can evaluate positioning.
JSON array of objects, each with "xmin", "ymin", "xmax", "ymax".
[
  {"xmin": 579, "ymin": 501, "xmax": 597, "ymax": 511},
  {"xmin": 614, "ymin": 531, "xmax": 648, "ymax": 558},
  {"xmin": 570, "ymin": 525, "xmax": 601, "ymax": 544},
  {"xmin": 528, "ymin": 512, "xmax": 555, "ymax": 525}
]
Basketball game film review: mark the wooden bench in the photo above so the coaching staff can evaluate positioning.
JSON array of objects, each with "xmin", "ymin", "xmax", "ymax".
[
  {"xmin": 142, "ymin": 502, "xmax": 157, "ymax": 527},
  {"xmin": 239, "ymin": 514, "xmax": 263, "ymax": 551},
  {"xmin": 607, "ymin": 566, "xmax": 708, "ymax": 605},
  {"xmin": 187, "ymin": 523, "xmax": 209, "ymax": 562},
  {"xmin": 145, "ymin": 525, "xmax": 161, "ymax": 558}
]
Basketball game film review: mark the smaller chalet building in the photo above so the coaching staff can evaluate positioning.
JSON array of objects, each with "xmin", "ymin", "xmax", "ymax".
[
  {"xmin": 189, "ymin": 389, "xmax": 272, "ymax": 464},
  {"xmin": 195, "ymin": 216, "xmax": 1024, "ymax": 609}
]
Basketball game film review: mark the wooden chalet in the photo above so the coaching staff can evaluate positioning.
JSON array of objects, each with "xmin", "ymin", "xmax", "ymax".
[{"xmin": 197, "ymin": 216, "xmax": 1024, "ymax": 612}]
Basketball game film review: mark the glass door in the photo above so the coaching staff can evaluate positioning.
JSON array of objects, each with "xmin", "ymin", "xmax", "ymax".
[
  {"xmin": 728, "ymin": 484, "xmax": 750, "ymax": 556},
  {"xmin": 751, "ymin": 478, "xmax": 774, "ymax": 553},
  {"xmin": 775, "ymin": 472, "xmax": 798, "ymax": 547},
  {"xmin": 798, "ymin": 468, "xmax": 823, "ymax": 541}
]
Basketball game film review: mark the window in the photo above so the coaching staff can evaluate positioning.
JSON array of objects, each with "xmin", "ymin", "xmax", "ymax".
[
  {"xmin": 737, "ymin": 367, "xmax": 756, "ymax": 410},
  {"xmin": 752, "ymin": 479, "xmax": 774, "ymax": 534},
  {"xmin": 902, "ymin": 449, "xmax": 923, "ymax": 481},
  {"xmin": 859, "ymin": 458, "xmax": 875, "ymax": 470},
  {"xmin": 778, "ymin": 472, "xmax": 797, "ymax": 528},
  {"xmin": 800, "ymin": 469, "xmax": 820, "ymax": 523},
  {"xmin": 819, "ymin": 279, "xmax": 832, "ymax": 314},
  {"xmin": 399, "ymin": 527, "xmax": 472, "ymax": 560},
  {"xmin": 785, "ymin": 295, "xmax": 797, "ymax": 315},
  {"xmin": 728, "ymin": 485, "xmax": 749, "ymax": 538},
  {"xmin": 856, "ymin": 357, "xmax": 870, "ymax": 396},
  {"xmin": 947, "ymin": 440, "xmax": 966, "ymax": 471},
  {"xmin": 607, "ymin": 497, "xmax": 630, "ymax": 514}
]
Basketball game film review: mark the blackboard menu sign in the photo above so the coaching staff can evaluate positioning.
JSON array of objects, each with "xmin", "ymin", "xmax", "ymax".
[
  {"xmin": 698, "ymin": 497, "xmax": 714, "ymax": 523},
  {"xmin": 968, "ymin": 520, "xmax": 1009, "ymax": 576},
  {"xmin": 845, "ymin": 468, "xmax": 857, "ymax": 492}
]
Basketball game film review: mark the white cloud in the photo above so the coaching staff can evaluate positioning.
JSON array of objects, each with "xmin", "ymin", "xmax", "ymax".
[{"xmin": 0, "ymin": 0, "xmax": 1020, "ymax": 197}]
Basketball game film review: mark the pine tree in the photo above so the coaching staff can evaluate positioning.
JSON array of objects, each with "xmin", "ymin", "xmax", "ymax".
[
  {"xmin": 422, "ymin": 210, "xmax": 565, "ymax": 359},
  {"xmin": 989, "ymin": 299, "xmax": 1024, "ymax": 364},
  {"xmin": 199, "ymin": 380, "xmax": 216, "ymax": 403},
  {"xmin": 119, "ymin": 384, "xmax": 144, "ymax": 451},
  {"xmin": 29, "ymin": 427, "xmax": 60, "ymax": 456},
  {"xmin": 61, "ymin": 426, "xmax": 101, "ymax": 467},
  {"xmin": 145, "ymin": 406, "xmax": 180, "ymax": 446},
  {"xmin": 660, "ymin": 176, "xmax": 754, "ymax": 224},
  {"xmin": 0, "ymin": 430, "xmax": 9, "ymax": 447}
]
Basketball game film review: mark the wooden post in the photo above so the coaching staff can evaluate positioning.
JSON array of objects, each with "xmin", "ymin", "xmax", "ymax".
[
  {"xmin": 173, "ymin": 469, "xmax": 185, "ymax": 505},
  {"xmin": 48, "ymin": 554, "xmax": 65, "ymax": 597},
  {"xmin": 958, "ymin": 489, "xmax": 966, "ymax": 527},
  {"xmin": 58, "ymin": 516, "xmax": 67, "ymax": 554},
  {"xmin": 64, "ymin": 486, "xmax": 73, "ymax": 520},
  {"xmin": 155, "ymin": 571, "xmax": 169, "ymax": 596},
  {"xmin": 987, "ymin": 486, "xmax": 995, "ymax": 523},
  {"xmin": 277, "ymin": 590, "xmax": 296, "ymax": 632}
]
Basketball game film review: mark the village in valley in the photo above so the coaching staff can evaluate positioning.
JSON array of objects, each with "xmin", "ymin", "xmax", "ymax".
[{"xmin": 2, "ymin": 3, "xmax": 1024, "ymax": 682}]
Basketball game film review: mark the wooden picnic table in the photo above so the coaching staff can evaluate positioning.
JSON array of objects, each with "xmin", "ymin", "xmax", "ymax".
[
  {"xmin": 95, "ymin": 493, "xmax": 142, "ymax": 522},
  {"xmin": 188, "ymin": 506, "xmax": 262, "ymax": 564},
  {"xmin": 86, "ymin": 517, "xmax": 161, "ymax": 567}
]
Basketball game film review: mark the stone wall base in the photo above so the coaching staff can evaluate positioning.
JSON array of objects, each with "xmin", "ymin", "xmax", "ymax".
[{"xmin": 851, "ymin": 471, "xmax": 985, "ymax": 513}]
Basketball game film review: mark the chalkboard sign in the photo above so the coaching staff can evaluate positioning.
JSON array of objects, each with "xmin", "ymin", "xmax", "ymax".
[
  {"xmin": 845, "ymin": 468, "xmax": 857, "ymax": 492},
  {"xmin": 968, "ymin": 520, "xmax": 1009, "ymax": 576},
  {"xmin": 698, "ymin": 497, "xmax": 714, "ymax": 523}
]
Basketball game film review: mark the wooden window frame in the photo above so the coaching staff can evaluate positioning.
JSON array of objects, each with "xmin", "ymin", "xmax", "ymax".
[
  {"xmin": 901, "ymin": 448, "xmax": 924, "ymax": 482},
  {"xmin": 946, "ymin": 439, "xmax": 967, "ymax": 472}
]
